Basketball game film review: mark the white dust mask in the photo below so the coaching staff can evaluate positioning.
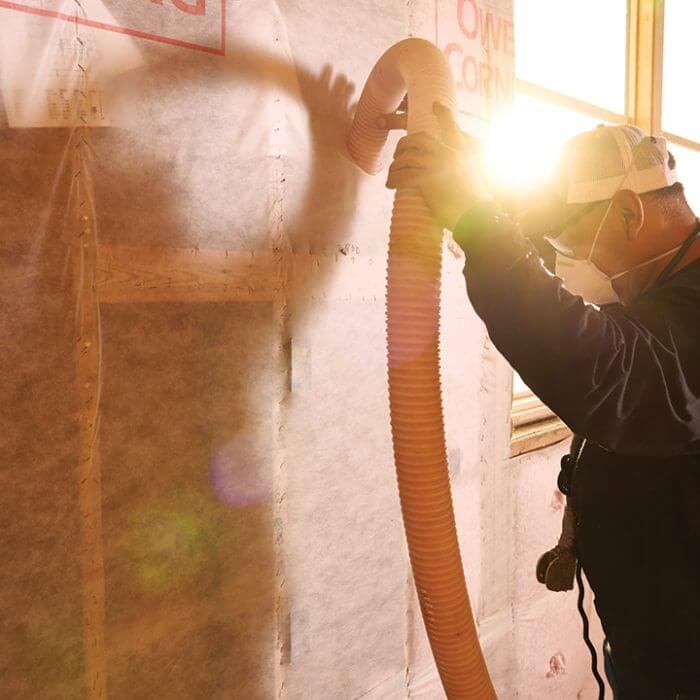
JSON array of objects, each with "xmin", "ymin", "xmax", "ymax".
[{"xmin": 555, "ymin": 199, "xmax": 684, "ymax": 305}]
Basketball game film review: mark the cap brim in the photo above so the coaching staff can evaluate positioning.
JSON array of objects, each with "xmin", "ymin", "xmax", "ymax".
[
  {"xmin": 515, "ymin": 188, "xmax": 570, "ymax": 238},
  {"xmin": 543, "ymin": 233, "xmax": 576, "ymax": 258}
]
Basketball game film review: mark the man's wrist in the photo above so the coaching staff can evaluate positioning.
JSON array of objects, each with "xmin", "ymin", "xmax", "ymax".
[
  {"xmin": 452, "ymin": 198, "xmax": 536, "ymax": 272},
  {"xmin": 452, "ymin": 198, "xmax": 503, "ymax": 247}
]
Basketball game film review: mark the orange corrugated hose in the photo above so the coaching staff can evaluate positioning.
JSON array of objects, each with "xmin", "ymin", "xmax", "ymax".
[{"xmin": 348, "ymin": 39, "xmax": 497, "ymax": 699}]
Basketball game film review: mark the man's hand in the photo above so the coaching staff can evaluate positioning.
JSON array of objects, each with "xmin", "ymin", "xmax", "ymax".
[{"xmin": 383, "ymin": 102, "xmax": 492, "ymax": 231}]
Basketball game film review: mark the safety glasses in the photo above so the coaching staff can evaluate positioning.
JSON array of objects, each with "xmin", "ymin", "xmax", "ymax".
[{"xmin": 544, "ymin": 200, "xmax": 605, "ymax": 259}]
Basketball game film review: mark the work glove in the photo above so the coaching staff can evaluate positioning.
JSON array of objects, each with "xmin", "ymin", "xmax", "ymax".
[{"xmin": 381, "ymin": 101, "xmax": 493, "ymax": 232}]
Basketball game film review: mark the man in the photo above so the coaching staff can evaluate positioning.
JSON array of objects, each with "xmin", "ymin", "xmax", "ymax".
[{"xmin": 384, "ymin": 103, "xmax": 700, "ymax": 699}]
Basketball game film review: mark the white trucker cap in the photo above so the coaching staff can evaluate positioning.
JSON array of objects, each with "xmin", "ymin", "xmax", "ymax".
[{"xmin": 560, "ymin": 124, "xmax": 677, "ymax": 204}]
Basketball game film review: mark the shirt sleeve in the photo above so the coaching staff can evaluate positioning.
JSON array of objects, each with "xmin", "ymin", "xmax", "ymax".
[{"xmin": 454, "ymin": 204, "xmax": 700, "ymax": 456}]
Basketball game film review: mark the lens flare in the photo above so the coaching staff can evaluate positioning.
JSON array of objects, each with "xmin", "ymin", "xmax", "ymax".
[
  {"xmin": 210, "ymin": 433, "xmax": 272, "ymax": 507},
  {"xmin": 478, "ymin": 94, "xmax": 604, "ymax": 196},
  {"xmin": 126, "ymin": 507, "xmax": 217, "ymax": 593}
]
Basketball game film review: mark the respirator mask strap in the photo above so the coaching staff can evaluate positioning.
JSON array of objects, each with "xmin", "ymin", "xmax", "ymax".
[{"xmin": 656, "ymin": 220, "xmax": 700, "ymax": 285}]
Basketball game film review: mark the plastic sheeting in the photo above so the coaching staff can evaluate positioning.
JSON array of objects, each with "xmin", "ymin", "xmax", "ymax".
[{"xmin": 0, "ymin": 2, "xmax": 610, "ymax": 699}]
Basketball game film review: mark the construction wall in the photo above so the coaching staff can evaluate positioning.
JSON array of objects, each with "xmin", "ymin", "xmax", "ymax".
[{"xmin": 1, "ymin": 1, "xmax": 605, "ymax": 698}]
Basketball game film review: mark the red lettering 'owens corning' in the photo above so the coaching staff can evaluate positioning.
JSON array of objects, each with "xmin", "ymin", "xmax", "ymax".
[
  {"xmin": 457, "ymin": 0, "xmax": 514, "ymax": 55},
  {"xmin": 150, "ymin": 0, "xmax": 206, "ymax": 16}
]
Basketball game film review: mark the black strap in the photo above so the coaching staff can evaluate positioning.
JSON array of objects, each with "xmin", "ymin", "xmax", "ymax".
[
  {"xmin": 557, "ymin": 435, "xmax": 586, "ymax": 496},
  {"xmin": 576, "ymin": 562, "xmax": 606, "ymax": 699},
  {"xmin": 657, "ymin": 220, "xmax": 700, "ymax": 285}
]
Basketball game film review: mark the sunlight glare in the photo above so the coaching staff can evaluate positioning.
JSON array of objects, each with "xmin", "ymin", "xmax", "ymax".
[{"xmin": 479, "ymin": 94, "xmax": 604, "ymax": 196}]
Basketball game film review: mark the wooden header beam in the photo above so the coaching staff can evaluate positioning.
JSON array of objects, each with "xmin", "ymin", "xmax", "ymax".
[{"xmin": 95, "ymin": 244, "xmax": 389, "ymax": 304}]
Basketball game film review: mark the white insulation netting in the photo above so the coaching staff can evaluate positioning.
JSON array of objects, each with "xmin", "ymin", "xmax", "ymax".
[{"xmin": 0, "ymin": 2, "xmax": 606, "ymax": 699}]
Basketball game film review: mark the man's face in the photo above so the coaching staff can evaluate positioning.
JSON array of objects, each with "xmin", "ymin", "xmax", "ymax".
[
  {"xmin": 545, "ymin": 200, "xmax": 608, "ymax": 261},
  {"xmin": 546, "ymin": 197, "xmax": 640, "ymax": 283}
]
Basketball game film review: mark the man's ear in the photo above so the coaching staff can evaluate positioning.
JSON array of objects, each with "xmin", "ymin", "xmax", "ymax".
[{"xmin": 614, "ymin": 189, "xmax": 644, "ymax": 240}]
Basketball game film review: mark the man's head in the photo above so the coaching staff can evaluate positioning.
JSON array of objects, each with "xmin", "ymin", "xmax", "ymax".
[{"xmin": 528, "ymin": 125, "xmax": 697, "ymax": 304}]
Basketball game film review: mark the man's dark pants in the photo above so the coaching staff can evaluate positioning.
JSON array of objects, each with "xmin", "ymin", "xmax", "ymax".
[{"xmin": 604, "ymin": 639, "xmax": 700, "ymax": 700}]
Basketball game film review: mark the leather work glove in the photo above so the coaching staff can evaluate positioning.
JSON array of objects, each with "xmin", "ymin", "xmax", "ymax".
[
  {"xmin": 382, "ymin": 101, "xmax": 493, "ymax": 231},
  {"xmin": 536, "ymin": 499, "xmax": 577, "ymax": 592}
]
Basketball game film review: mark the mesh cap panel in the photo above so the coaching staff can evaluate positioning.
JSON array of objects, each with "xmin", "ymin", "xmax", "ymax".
[{"xmin": 561, "ymin": 125, "xmax": 677, "ymax": 203}]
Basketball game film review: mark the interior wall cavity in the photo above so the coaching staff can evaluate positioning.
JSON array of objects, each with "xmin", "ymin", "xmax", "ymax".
[{"xmin": 1, "ymin": 1, "xmax": 606, "ymax": 698}]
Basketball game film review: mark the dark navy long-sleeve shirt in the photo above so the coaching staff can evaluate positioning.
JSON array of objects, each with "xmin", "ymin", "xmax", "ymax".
[{"xmin": 455, "ymin": 208, "xmax": 700, "ymax": 693}]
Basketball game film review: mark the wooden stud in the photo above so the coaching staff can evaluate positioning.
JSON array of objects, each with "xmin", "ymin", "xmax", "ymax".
[{"xmin": 72, "ymin": 131, "xmax": 108, "ymax": 699}]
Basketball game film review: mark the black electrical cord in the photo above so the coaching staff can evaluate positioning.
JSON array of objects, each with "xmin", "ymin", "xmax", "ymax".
[{"xmin": 576, "ymin": 561, "xmax": 606, "ymax": 699}]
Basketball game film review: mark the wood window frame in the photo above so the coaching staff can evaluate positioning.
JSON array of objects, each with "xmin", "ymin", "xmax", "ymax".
[
  {"xmin": 511, "ymin": 389, "xmax": 571, "ymax": 457},
  {"xmin": 511, "ymin": 0, "xmax": 699, "ymax": 456}
]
